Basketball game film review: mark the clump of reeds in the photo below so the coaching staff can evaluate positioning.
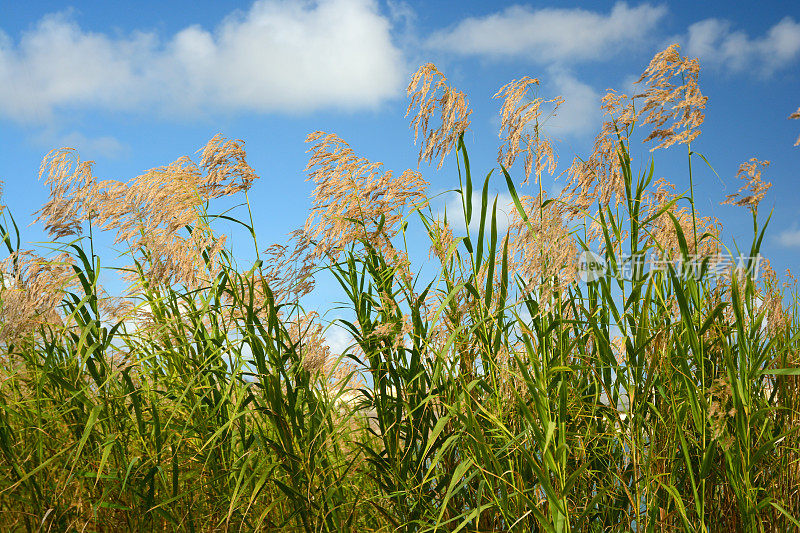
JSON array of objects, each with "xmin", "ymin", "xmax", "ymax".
[{"xmin": 0, "ymin": 44, "xmax": 798, "ymax": 532}]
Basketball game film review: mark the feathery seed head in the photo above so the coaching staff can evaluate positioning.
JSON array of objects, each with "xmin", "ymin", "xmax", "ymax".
[
  {"xmin": 721, "ymin": 158, "xmax": 772, "ymax": 215},
  {"xmin": 0, "ymin": 251, "xmax": 76, "ymax": 343},
  {"xmin": 790, "ymin": 107, "xmax": 800, "ymax": 146},
  {"xmin": 429, "ymin": 216, "xmax": 456, "ymax": 266},
  {"xmin": 303, "ymin": 131, "xmax": 428, "ymax": 261},
  {"xmin": 35, "ymin": 148, "xmax": 99, "ymax": 238},
  {"xmin": 563, "ymin": 90, "xmax": 634, "ymax": 213},
  {"xmin": 34, "ymin": 135, "xmax": 251, "ymax": 289},
  {"xmin": 645, "ymin": 185, "xmax": 720, "ymax": 260},
  {"xmin": 634, "ymin": 44, "xmax": 707, "ymax": 151},
  {"xmin": 494, "ymin": 77, "xmax": 563, "ymax": 185},
  {"xmin": 287, "ymin": 312, "xmax": 331, "ymax": 375},
  {"xmin": 508, "ymin": 193, "xmax": 577, "ymax": 297},
  {"xmin": 406, "ymin": 64, "xmax": 472, "ymax": 168}
]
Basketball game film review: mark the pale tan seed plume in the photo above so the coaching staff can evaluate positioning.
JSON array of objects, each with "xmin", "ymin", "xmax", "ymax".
[
  {"xmin": 759, "ymin": 258, "xmax": 789, "ymax": 334},
  {"xmin": 428, "ymin": 216, "xmax": 456, "ymax": 266},
  {"xmin": 0, "ymin": 251, "xmax": 76, "ymax": 343},
  {"xmin": 285, "ymin": 311, "xmax": 332, "ymax": 375},
  {"xmin": 303, "ymin": 131, "xmax": 428, "ymax": 261},
  {"xmin": 790, "ymin": 107, "xmax": 800, "ymax": 146},
  {"xmin": 35, "ymin": 135, "xmax": 256, "ymax": 289},
  {"xmin": 562, "ymin": 89, "xmax": 637, "ymax": 213},
  {"xmin": 721, "ymin": 158, "xmax": 772, "ymax": 215},
  {"xmin": 707, "ymin": 376, "xmax": 736, "ymax": 449},
  {"xmin": 508, "ymin": 193, "xmax": 577, "ymax": 297},
  {"xmin": 611, "ymin": 335, "xmax": 627, "ymax": 364},
  {"xmin": 644, "ymin": 178, "xmax": 721, "ymax": 260},
  {"xmin": 260, "ymin": 233, "xmax": 317, "ymax": 305},
  {"xmin": 34, "ymin": 149, "xmax": 100, "ymax": 238},
  {"xmin": 494, "ymin": 77, "xmax": 564, "ymax": 185},
  {"xmin": 258, "ymin": 132, "xmax": 426, "ymax": 305},
  {"xmin": 198, "ymin": 134, "xmax": 259, "ymax": 197},
  {"xmin": 634, "ymin": 44, "xmax": 707, "ymax": 151},
  {"xmin": 406, "ymin": 64, "xmax": 472, "ymax": 168},
  {"xmin": 370, "ymin": 291, "xmax": 413, "ymax": 351}
]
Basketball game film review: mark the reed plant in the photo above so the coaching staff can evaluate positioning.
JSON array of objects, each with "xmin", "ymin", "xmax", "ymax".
[{"xmin": 0, "ymin": 44, "xmax": 799, "ymax": 532}]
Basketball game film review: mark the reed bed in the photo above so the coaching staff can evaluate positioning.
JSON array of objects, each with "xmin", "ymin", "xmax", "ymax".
[{"xmin": 0, "ymin": 45, "xmax": 799, "ymax": 532}]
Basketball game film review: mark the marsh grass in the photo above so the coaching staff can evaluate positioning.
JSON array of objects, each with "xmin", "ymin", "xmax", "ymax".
[{"xmin": 0, "ymin": 45, "xmax": 799, "ymax": 532}]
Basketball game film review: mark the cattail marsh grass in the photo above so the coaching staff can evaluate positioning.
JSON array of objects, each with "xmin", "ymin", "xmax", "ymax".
[{"xmin": 1, "ymin": 45, "xmax": 799, "ymax": 532}]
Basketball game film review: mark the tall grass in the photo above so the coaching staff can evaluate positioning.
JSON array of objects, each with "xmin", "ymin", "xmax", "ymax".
[{"xmin": 0, "ymin": 46, "xmax": 799, "ymax": 532}]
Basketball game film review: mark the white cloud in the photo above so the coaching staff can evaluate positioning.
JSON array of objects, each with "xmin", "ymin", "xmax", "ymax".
[
  {"xmin": 40, "ymin": 130, "xmax": 128, "ymax": 159},
  {"xmin": 777, "ymin": 226, "xmax": 800, "ymax": 247},
  {"xmin": 0, "ymin": 0, "xmax": 406, "ymax": 123},
  {"xmin": 682, "ymin": 17, "xmax": 800, "ymax": 73},
  {"xmin": 386, "ymin": 0, "xmax": 415, "ymax": 28},
  {"xmin": 0, "ymin": 13, "xmax": 153, "ymax": 122},
  {"xmin": 325, "ymin": 324, "xmax": 355, "ymax": 356},
  {"xmin": 426, "ymin": 2, "xmax": 666, "ymax": 63},
  {"xmin": 545, "ymin": 68, "xmax": 601, "ymax": 138},
  {"xmin": 444, "ymin": 191, "xmax": 515, "ymax": 235}
]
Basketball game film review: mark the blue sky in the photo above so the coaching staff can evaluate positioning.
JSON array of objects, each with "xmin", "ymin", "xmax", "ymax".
[{"xmin": 0, "ymin": 0, "xmax": 798, "ymax": 305}]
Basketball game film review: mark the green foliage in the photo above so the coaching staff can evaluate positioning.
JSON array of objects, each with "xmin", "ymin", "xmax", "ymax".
[{"xmin": 0, "ymin": 132, "xmax": 798, "ymax": 533}]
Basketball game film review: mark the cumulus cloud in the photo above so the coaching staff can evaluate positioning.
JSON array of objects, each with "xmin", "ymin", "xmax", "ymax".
[
  {"xmin": 0, "ymin": 13, "xmax": 153, "ymax": 122},
  {"xmin": 0, "ymin": 0, "xmax": 405, "ymax": 123},
  {"xmin": 426, "ymin": 2, "xmax": 666, "ymax": 63},
  {"xmin": 777, "ymin": 226, "xmax": 800, "ymax": 247},
  {"xmin": 682, "ymin": 16, "xmax": 800, "ymax": 73}
]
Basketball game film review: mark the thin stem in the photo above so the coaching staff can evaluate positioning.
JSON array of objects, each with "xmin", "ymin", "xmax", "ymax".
[{"xmin": 687, "ymin": 144, "xmax": 699, "ymax": 251}]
